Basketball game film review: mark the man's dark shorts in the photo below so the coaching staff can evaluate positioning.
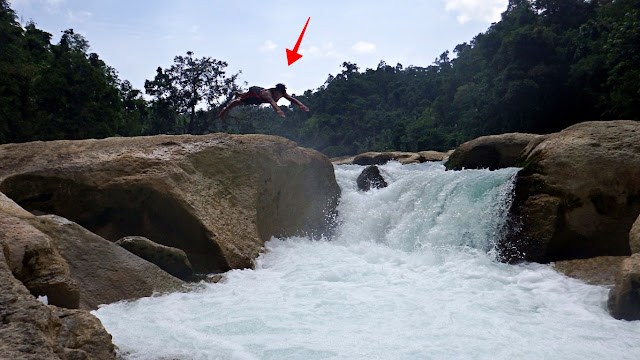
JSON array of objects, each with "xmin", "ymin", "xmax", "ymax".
[{"xmin": 242, "ymin": 86, "xmax": 266, "ymax": 105}]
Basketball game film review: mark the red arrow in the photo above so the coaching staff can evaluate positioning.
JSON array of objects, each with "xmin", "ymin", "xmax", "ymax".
[{"xmin": 286, "ymin": 17, "xmax": 310, "ymax": 66}]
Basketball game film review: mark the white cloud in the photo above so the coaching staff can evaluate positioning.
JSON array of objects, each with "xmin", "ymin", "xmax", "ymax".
[
  {"xmin": 322, "ymin": 41, "xmax": 340, "ymax": 58},
  {"xmin": 300, "ymin": 46, "xmax": 319, "ymax": 56},
  {"xmin": 352, "ymin": 41, "xmax": 376, "ymax": 54},
  {"xmin": 66, "ymin": 10, "xmax": 91, "ymax": 22},
  {"xmin": 14, "ymin": 0, "xmax": 66, "ymax": 7},
  {"xmin": 444, "ymin": 0, "xmax": 507, "ymax": 24},
  {"xmin": 299, "ymin": 42, "xmax": 342, "ymax": 59},
  {"xmin": 8, "ymin": 0, "xmax": 32, "ymax": 6},
  {"xmin": 13, "ymin": 0, "xmax": 76, "ymax": 21},
  {"xmin": 259, "ymin": 40, "xmax": 277, "ymax": 52},
  {"xmin": 10, "ymin": 0, "xmax": 65, "ymax": 8}
]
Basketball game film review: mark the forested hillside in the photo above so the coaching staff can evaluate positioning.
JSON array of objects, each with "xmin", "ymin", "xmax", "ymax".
[
  {"xmin": 240, "ymin": 0, "xmax": 640, "ymax": 156},
  {"xmin": 0, "ymin": 0, "xmax": 240, "ymax": 143},
  {"xmin": 0, "ymin": 2, "xmax": 122, "ymax": 143},
  {"xmin": 1, "ymin": 0, "xmax": 639, "ymax": 157}
]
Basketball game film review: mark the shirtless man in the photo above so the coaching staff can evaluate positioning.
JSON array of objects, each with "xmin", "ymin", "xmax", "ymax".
[{"xmin": 218, "ymin": 83, "xmax": 309, "ymax": 119}]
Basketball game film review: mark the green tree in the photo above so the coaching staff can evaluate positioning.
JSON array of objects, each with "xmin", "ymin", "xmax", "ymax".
[
  {"xmin": 0, "ymin": 0, "xmax": 28, "ymax": 142},
  {"xmin": 32, "ymin": 29, "xmax": 121, "ymax": 140},
  {"xmin": 144, "ymin": 51, "xmax": 241, "ymax": 134},
  {"xmin": 1, "ymin": 1, "xmax": 151, "ymax": 144},
  {"xmin": 118, "ymin": 80, "xmax": 148, "ymax": 136}
]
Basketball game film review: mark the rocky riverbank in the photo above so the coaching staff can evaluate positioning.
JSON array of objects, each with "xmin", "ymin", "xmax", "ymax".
[
  {"xmin": 442, "ymin": 120, "xmax": 640, "ymax": 320},
  {"xmin": 337, "ymin": 120, "xmax": 640, "ymax": 320},
  {"xmin": 2, "ymin": 121, "xmax": 639, "ymax": 358},
  {"xmin": 0, "ymin": 133, "xmax": 340, "ymax": 359}
]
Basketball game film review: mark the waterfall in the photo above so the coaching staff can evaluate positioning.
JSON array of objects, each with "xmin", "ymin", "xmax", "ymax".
[
  {"xmin": 333, "ymin": 162, "xmax": 517, "ymax": 253},
  {"xmin": 94, "ymin": 162, "xmax": 640, "ymax": 360}
]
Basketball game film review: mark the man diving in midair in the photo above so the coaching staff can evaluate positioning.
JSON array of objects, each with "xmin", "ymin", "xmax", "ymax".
[{"xmin": 218, "ymin": 83, "xmax": 309, "ymax": 119}]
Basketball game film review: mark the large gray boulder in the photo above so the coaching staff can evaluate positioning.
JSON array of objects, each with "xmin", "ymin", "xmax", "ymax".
[
  {"xmin": 0, "ymin": 134, "xmax": 341, "ymax": 272},
  {"xmin": 356, "ymin": 166, "xmax": 388, "ymax": 191},
  {"xmin": 501, "ymin": 121, "xmax": 640, "ymax": 263},
  {"xmin": 1, "ymin": 191, "xmax": 182, "ymax": 358},
  {"xmin": 30, "ymin": 214, "xmax": 185, "ymax": 310},
  {"xmin": 445, "ymin": 133, "xmax": 541, "ymax": 170},
  {"xmin": 0, "ymin": 240, "xmax": 116, "ymax": 359},
  {"xmin": 116, "ymin": 236, "xmax": 193, "ymax": 279},
  {"xmin": 608, "ymin": 253, "xmax": 640, "ymax": 321},
  {"xmin": 0, "ymin": 195, "xmax": 80, "ymax": 309},
  {"xmin": 2, "ymin": 191, "xmax": 184, "ymax": 310}
]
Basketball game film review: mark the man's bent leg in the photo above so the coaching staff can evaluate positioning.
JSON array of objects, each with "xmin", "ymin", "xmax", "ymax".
[{"xmin": 219, "ymin": 100, "xmax": 243, "ymax": 119}]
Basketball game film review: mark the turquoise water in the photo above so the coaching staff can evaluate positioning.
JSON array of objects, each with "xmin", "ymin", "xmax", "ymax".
[{"xmin": 94, "ymin": 162, "xmax": 640, "ymax": 360}]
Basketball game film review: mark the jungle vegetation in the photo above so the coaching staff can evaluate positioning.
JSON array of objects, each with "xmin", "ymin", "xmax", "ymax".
[{"xmin": 1, "ymin": 0, "xmax": 638, "ymax": 157}]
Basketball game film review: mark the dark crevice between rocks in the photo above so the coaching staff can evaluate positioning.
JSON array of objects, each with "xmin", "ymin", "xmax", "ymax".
[{"xmin": 0, "ymin": 174, "xmax": 229, "ymax": 274}]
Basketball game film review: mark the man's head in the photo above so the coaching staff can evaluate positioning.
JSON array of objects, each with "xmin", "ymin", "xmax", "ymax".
[{"xmin": 274, "ymin": 83, "xmax": 287, "ymax": 94}]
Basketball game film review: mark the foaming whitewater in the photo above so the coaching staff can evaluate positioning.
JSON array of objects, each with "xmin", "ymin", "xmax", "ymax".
[{"xmin": 94, "ymin": 162, "xmax": 640, "ymax": 360}]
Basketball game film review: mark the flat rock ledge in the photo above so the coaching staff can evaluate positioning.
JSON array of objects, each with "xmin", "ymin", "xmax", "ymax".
[
  {"xmin": 552, "ymin": 256, "xmax": 626, "ymax": 286},
  {"xmin": 332, "ymin": 150, "xmax": 452, "ymax": 165}
]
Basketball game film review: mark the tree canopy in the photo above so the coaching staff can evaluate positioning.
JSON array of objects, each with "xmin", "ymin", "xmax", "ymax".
[
  {"xmin": 144, "ymin": 51, "xmax": 241, "ymax": 134},
  {"xmin": 1, "ymin": 1, "xmax": 125, "ymax": 142}
]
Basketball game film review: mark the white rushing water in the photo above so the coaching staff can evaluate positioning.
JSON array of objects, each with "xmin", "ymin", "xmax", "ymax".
[{"xmin": 94, "ymin": 162, "xmax": 640, "ymax": 360}]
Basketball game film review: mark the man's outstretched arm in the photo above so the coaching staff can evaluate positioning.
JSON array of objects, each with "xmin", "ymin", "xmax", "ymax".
[
  {"xmin": 261, "ymin": 91, "xmax": 285, "ymax": 117},
  {"xmin": 284, "ymin": 94, "xmax": 309, "ymax": 112},
  {"xmin": 269, "ymin": 100, "xmax": 285, "ymax": 117}
]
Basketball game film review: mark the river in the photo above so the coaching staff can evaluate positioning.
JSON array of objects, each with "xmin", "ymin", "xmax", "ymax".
[{"xmin": 94, "ymin": 161, "xmax": 640, "ymax": 360}]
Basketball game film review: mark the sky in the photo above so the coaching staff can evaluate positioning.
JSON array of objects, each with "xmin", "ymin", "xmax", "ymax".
[{"xmin": 9, "ymin": 0, "xmax": 509, "ymax": 97}]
